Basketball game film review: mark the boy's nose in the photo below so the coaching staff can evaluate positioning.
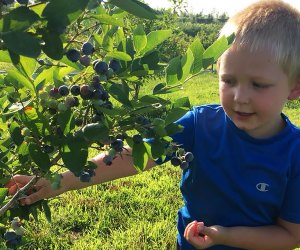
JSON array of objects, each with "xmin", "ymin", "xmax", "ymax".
[{"xmin": 233, "ymin": 85, "xmax": 250, "ymax": 104}]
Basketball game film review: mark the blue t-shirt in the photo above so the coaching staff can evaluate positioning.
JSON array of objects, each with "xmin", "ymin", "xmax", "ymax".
[{"xmin": 169, "ymin": 104, "xmax": 300, "ymax": 250}]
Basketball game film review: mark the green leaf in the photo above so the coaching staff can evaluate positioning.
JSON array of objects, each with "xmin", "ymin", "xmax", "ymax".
[
  {"xmin": 61, "ymin": 135, "xmax": 88, "ymax": 175},
  {"xmin": 2, "ymin": 31, "xmax": 41, "ymax": 58},
  {"xmin": 82, "ymin": 123, "xmax": 109, "ymax": 142},
  {"xmin": 6, "ymin": 69, "xmax": 35, "ymax": 93},
  {"xmin": 57, "ymin": 109, "xmax": 75, "ymax": 136},
  {"xmin": 107, "ymin": 82, "xmax": 132, "ymax": 107},
  {"xmin": 0, "ymin": 188, "xmax": 8, "ymax": 204},
  {"xmin": 189, "ymin": 39, "xmax": 204, "ymax": 74},
  {"xmin": 151, "ymin": 139, "xmax": 165, "ymax": 159},
  {"xmin": 0, "ymin": 51, "xmax": 12, "ymax": 63},
  {"xmin": 91, "ymin": 14, "xmax": 124, "ymax": 26},
  {"xmin": 0, "ymin": 6, "xmax": 40, "ymax": 32},
  {"xmin": 106, "ymin": 51, "xmax": 132, "ymax": 61},
  {"xmin": 132, "ymin": 142, "xmax": 148, "ymax": 171},
  {"xmin": 42, "ymin": 0, "xmax": 88, "ymax": 26},
  {"xmin": 203, "ymin": 36, "xmax": 229, "ymax": 69},
  {"xmin": 165, "ymin": 107, "xmax": 189, "ymax": 125},
  {"xmin": 42, "ymin": 200, "xmax": 51, "ymax": 223},
  {"xmin": 10, "ymin": 124, "xmax": 23, "ymax": 146},
  {"xmin": 165, "ymin": 123, "xmax": 184, "ymax": 135},
  {"xmin": 28, "ymin": 143, "xmax": 51, "ymax": 172},
  {"xmin": 165, "ymin": 56, "xmax": 182, "ymax": 85},
  {"xmin": 133, "ymin": 25, "xmax": 147, "ymax": 54},
  {"xmin": 19, "ymin": 56, "xmax": 37, "ymax": 79},
  {"xmin": 109, "ymin": 0, "xmax": 158, "ymax": 20},
  {"xmin": 42, "ymin": 31, "xmax": 64, "ymax": 60},
  {"xmin": 141, "ymin": 30, "xmax": 172, "ymax": 55},
  {"xmin": 180, "ymin": 48, "xmax": 194, "ymax": 82},
  {"xmin": 173, "ymin": 97, "xmax": 191, "ymax": 108},
  {"xmin": 153, "ymin": 83, "xmax": 183, "ymax": 95}
]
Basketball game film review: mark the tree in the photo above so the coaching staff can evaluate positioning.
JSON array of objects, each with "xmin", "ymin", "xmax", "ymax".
[{"xmin": 0, "ymin": 0, "xmax": 231, "ymax": 248}]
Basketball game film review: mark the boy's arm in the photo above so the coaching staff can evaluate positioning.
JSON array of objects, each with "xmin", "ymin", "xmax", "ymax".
[
  {"xmin": 12, "ymin": 146, "xmax": 157, "ymax": 205},
  {"xmin": 185, "ymin": 218, "xmax": 300, "ymax": 250}
]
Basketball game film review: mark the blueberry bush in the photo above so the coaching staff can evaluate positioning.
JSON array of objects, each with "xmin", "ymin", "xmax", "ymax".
[{"xmin": 0, "ymin": 0, "xmax": 231, "ymax": 248}]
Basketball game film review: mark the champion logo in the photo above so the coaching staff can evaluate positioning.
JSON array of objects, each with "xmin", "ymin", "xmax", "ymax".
[{"xmin": 256, "ymin": 183, "xmax": 270, "ymax": 192}]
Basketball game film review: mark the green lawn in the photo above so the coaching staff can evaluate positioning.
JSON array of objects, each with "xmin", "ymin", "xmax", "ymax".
[{"xmin": 3, "ymin": 72, "xmax": 300, "ymax": 250}]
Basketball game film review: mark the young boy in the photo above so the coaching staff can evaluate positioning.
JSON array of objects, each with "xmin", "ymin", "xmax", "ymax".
[{"xmin": 8, "ymin": 0, "xmax": 300, "ymax": 249}]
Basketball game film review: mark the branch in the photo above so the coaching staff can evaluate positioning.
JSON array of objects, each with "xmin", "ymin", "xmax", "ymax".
[{"xmin": 0, "ymin": 176, "xmax": 38, "ymax": 217}]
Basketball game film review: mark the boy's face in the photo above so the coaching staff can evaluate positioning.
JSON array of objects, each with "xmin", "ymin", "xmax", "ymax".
[{"xmin": 218, "ymin": 46, "xmax": 293, "ymax": 139}]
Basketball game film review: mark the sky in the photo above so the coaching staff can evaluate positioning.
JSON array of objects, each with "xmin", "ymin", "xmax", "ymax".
[{"xmin": 143, "ymin": 0, "xmax": 300, "ymax": 16}]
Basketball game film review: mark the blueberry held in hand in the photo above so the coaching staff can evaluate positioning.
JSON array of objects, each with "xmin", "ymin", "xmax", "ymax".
[
  {"xmin": 184, "ymin": 152, "xmax": 194, "ymax": 163},
  {"xmin": 171, "ymin": 156, "xmax": 182, "ymax": 167},
  {"xmin": 111, "ymin": 139, "xmax": 124, "ymax": 152},
  {"xmin": 103, "ymin": 154, "xmax": 113, "ymax": 166}
]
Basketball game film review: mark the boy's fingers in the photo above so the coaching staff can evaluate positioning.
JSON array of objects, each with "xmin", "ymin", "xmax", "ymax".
[
  {"xmin": 21, "ymin": 191, "xmax": 42, "ymax": 205},
  {"xmin": 184, "ymin": 220, "xmax": 197, "ymax": 238}
]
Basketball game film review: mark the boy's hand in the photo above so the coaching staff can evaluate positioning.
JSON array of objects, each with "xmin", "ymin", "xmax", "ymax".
[
  {"xmin": 4, "ymin": 175, "xmax": 51, "ymax": 206},
  {"xmin": 184, "ymin": 220, "xmax": 225, "ymax": 249}
]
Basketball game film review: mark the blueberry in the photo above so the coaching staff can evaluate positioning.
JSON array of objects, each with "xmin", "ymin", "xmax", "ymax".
[
  {"xmin": 92, "ymin": 89, "xmax": 103, "ymax": 99},
  {"xmin": 81, "ymin": 42, "xmax": 95, "ymax": 55},
  {"xmin": 100, "ymin": 90, "xmax": 109, "ymax": 101},
  {"xmin": 103, "ymin": 154, "xmax": 113, "ymax": 166},
  {"xmin": 94, "ymin": 61, "xmax": 108, "ymax": 75},
  {"xmin": 70, "ymin": 85, "xmax": 80, "ymax": 96},
  {"xmin": 111, "ymin": 139, "xmax": 123, "ymax": 152},
  {"xmin": 66, "ymin": 49, "xmax": 80, "ymax": 62},
  {"xmin": 41, "ymin": 144, "xmax": 54, "ymax": 154},
  {"xmin": 184, "ymin": 152, "xmax": 194, "ymax": 163},
  {"xmin": 49, "ymin": 87, "xmax": 60, "ymax": 99},
  {"xmin": 37, "ymin": 58, "xmax": 45, "ymax": 65},
  {"xmin": 170, "ymin": 157, "xmax": 182, "ymax": 167},
  {"xmin": 180, "ymin": 161, "xmax": 189, "ymax": 170},
  {"xmin": 58, "ymin": 85, "xmax": 69, "ymax": 96},
  {"xmin": 80, "ymin": 171, "xmax": 91, "ymax": 182},
  {"xmin": 65, "ymin": 96, "xmax": 79, "ymax": 107},
  {"xmin": 80, "ymin": 85, "xmax": 93, "ymax": 100},
  {"xmin": 79, "ymin": 55, "xmax": 91, "ymax": 67},
  {"xmin": 109, "ymin": 59, "xmax": 121, "ymax": 73},
  {"xmin": 86, "ymin": 168, "xmax": 96, "ymax": 177}
]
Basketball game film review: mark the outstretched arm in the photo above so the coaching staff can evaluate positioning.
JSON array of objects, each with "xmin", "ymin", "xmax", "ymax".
[
  {"xmin": 9, "ymin": 146, "xmax": 157, "ymax": 205},
  {"xmin": 184, "ymin": 218, "xmax": 300, "ymax": 250}
]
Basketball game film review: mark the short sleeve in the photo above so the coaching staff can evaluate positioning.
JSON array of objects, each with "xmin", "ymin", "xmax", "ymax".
[{"xmin": 171, "ymin": 109, "xmax": 195, "ymax": 153}]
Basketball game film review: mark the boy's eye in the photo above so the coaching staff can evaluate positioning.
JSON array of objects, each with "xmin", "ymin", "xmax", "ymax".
[
  {"xmin": 221, "ymin": 79, "xmax": 234, "ymax": 85},
  {"xmin": 252, "ymin": 82, "xmax": 269, "ymax": 88}
]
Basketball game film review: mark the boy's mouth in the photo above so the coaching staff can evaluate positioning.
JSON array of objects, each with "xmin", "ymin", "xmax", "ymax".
[{"xmin": 235, "ymin": 111, "xmax": 255, "ymax": 117}]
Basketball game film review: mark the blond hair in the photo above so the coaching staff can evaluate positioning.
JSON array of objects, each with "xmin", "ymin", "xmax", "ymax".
[{"xmin": 219, "ymin": 0, "xmax": 300, "ymax": 82}]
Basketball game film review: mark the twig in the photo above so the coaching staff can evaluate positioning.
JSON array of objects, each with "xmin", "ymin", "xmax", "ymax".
[{"xmin": 0, "ymin": 176, "xmax": 38, "ymax": 217}]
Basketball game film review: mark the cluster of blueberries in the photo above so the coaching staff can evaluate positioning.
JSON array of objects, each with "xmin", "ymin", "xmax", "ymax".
[
  {"xmin": 2, "ymin": 0, "xmax": 28, "ymax": 5},
  {"xmin": 65, "ymin": 42, "xmax": 121, "ymax": 76},
  {"xmin": 3, "ymin": 218, "xmax": 25, "ymax": 249},
  {"xmin": 171, "ymin": 151, "xmax": 194, "ymax": 170}
]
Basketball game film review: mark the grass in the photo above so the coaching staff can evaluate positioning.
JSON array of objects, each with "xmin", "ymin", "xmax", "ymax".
[{"xmin": 2, "ymin": 72, "xmax": 300, "ymax": 249}]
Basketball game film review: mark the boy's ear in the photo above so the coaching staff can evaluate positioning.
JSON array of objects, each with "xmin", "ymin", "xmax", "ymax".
[{"xmin": 288, "ymin": 80, "xmax": 300, "ymax": 100}]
